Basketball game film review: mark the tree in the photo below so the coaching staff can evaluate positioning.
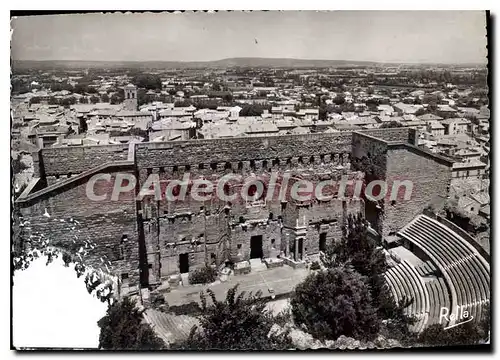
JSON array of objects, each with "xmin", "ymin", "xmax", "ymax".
[
  {"xmin": 172, "ymin": 285, "xmax": 292, "ymax": 350},
  {"xmin": 90, "ymin": 95, "xmax": 100, "ymax": 104},
  {"xmin": 101, "ymin": 93, "xmax": 110, "ymax": 103},
  {"xmin": 29, "ymin": 96, "xmax": 41, "ymax": 105},
  {"xmin": 60, "ymin": 96, "xmax": 77, "ymax": 107},
  {"xmin": 132, "ymin": 74, "xmax": 162, "ymax": 91},
  {"xmin": 12, "ymin": 154, "xmax": 29, "ymax": 174},
  {"xmin": 321, "ymin": 214, "xmax": 393, "ymax": 317},
  {"xmin": 414, "ymin": 108, "xmax": 426, "ymax": 116},
  {"xmin": 380, "ymin": 121, "xmax": 403, "ymax": 129},
  {"xmin": 48, "ymin": 96, "xmax": 59, "ymax": 105},
  {"xmin": 291, "ymin": 266, "xmax": 380, "ymax": 341},
  {"xmin": 79, "ymin": 96, "xmax": 89, "ymax": 104},
  {"xmin": 418, "ymin": 321, "xmax": 483, "ymax": 347},
  {"xmin": 97, "ymin": 297, "xmax": 166, "ymax": 350},
  {"xmin": 332, "ymin": 94, "xmax": 346, "ymax": 105},
  {"xmin": 110, "ymin": 94, "xmax": 120, "ymax": 105},
  {"xmin": 238, "ymin": 104, "xmax": 270, "ymax": 117}
]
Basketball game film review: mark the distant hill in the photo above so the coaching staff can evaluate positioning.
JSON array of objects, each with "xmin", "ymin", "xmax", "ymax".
[
  {"xmin": 11, "ymin": 57, "xmax": 486, "ymax": 71},
  {"xmin": 11, "ymin": 58, "xmax": 396, "ymax": 71}
]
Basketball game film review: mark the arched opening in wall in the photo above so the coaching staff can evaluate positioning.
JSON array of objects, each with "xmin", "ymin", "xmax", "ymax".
[
  {"xmin": 320, "ymin": 154, "xmax": 325, "ymax": 164},
  {"xmin": 286, "ymin": 158, "xmax": 292, "ymax": 167},
  {"xmin": 309, "ymin": 156, "xmax": 315, "ymax": 164},
  {"xmin": 269, "ymin": 212, "xmax": 274, "ymax": 220},
  {"xmin": 388, "ymin": 231, "xmax": 397, "ymax": 236},
  {"xmin": 250, "ymin": 160, "xmax": 255, "ymax": 169},
  {"xmin": 271, "ymin": 238, "xmax": 276, "ymax": 250},
  {"xmin": 238, "ymin": 161, "xmax": 243, "ymax": 170},
  {"xmin": 185, "ymin": 164, "xmax": 191, "ymax": 171},
  {"xmin": 224, "ymin": 162, "xmax": 232, "ymax": 170},
  {"xmin": 298, "ymin": 156, "xmax": 303, "ymax": 164},
  {"xmin": 159, "ymin": 167, "xmax": 165, "ymax": 173},
  {"xmin": 172, "ymin": 185, "xmax": 181, "ymax": 197},
  {"xmin": 173, "ymin": 165, "xmax": 178, "ymax": 173},
  {"xmin": 146, "ymin": 168, "xmax": 152, "ymax": 175},
  {"xmin": 210, "ymin": 162, "xmax": 217, "ymax": 170},
  {"xmin": 198, "ymin": 163, "xmax": 205, "ymax": 170},
  {"xmin": 247, "ymin": 184, "xmax": 257, "ymax": 197},
  {"xmin": 367, "ymin": 152, "xmax": 371, "ymax": 158},
  {"xmin": 391, "ymin": 200, "xmax": 396, "ymax": 206},
  {"xmin": 239, "ymin": 216, "xmax": 245, "ymax": 223},
  {"xmin": 262, "ymin": 160, "xmax": 268, "ymax": 169},
  {"xmin": 272, "ymin": 158, "xmax": 280, "ymax": 167},
  {"xmin": 210, "ymin": 253, "xmax": 216, "ymax": 265}
]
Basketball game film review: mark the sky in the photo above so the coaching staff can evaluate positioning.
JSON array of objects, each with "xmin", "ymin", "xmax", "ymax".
[
  {"xmin": 11, "ymin": 11, "xmax": 488, "ymax": 64},
  {"xmin": 13, "ymin": 256, "xmax": 108, "ymax": 349}
]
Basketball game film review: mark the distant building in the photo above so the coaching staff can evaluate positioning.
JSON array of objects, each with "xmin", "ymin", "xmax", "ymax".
[
  {"xmin": 426, "ymin": 120, "xmax": 445, "ymax": 137},
  {"xmin": 441, "ymin": 118, "xmax": 471, "ymax": 135},
  {"xmin": 123, "ymin": 84, "xmax": 138, "ymax": 111},
  {"xmin": 451, "ymin": 160, "xmax": 487, "ymax": 184}
]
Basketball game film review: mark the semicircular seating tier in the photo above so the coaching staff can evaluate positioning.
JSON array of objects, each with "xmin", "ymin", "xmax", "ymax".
[
  {"xmin": 384, "ymin": 259, "xmax": 430, "ymax": 333},
  {"xmin": 396, "ymin": 214, "xmax": 490, "ymax": 327}
]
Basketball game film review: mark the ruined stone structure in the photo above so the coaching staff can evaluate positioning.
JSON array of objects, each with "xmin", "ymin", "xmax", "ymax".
[{"xmin": 14, "ymin": 128, "xmax": 454, "ymax": 293}]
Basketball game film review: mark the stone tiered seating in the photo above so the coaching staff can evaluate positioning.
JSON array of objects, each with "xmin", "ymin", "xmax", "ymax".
[
  {"xmin": 384, "ymin": 260, "xmax": 429, "ymax": 332},
  {"xmin": 398, "ymin": 215, "xmax": 490, "ymax": 326},
  {"xmin": 144, "ymin": 309, "xmax": 199, "ymax": 345},
  {"xmin": 416, "ymin": 261, "xmax": 438, "ymax": 277},
  {"xmin": 425, "ymin": 277, "xmax": 451, "ymax": 327}
]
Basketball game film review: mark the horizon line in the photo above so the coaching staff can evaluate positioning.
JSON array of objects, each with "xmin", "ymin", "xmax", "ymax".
[{"xmin": 11, "ymin": 56, "xmax": 488, "ymax": 66}]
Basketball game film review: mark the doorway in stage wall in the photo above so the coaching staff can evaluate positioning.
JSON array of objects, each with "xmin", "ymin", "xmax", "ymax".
[
  {"xmin": 179, "ymin": 253, "xmax": 189, "ymax": 274},
  {"xmin": 319, "ymin": 233, "xmax": 327, "ymax": 252},
  {"xmin": 250, "ymin": 235, "xmax": 263, "ymax": 259}
]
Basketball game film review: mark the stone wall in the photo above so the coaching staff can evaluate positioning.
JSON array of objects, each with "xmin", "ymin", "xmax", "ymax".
[
  {"xmin": 39, "ymin": 144, "xmax": 130, "ymax": 176},
  {"xmin": 16, "ymin": 170, "xmax": 140, "ymax": 288},
  {"xmin": 382, "ymin": 145, "xmax": 453, "ymax": 237},
  {"xmin": 351, "ymin": 132, "xmax": 388, "ymax": 180},
  {"xmin": 135, "ymin": 133, "xmax": 352, "ymax": 169},
  {"xmin": 358, "ymin": 128, "xmax": 411, "ymax": 143}
]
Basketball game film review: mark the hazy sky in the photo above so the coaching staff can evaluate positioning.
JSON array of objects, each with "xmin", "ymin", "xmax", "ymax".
[{"xmin": 11, "ymin": 11, "xmax": 488, "ymax": 64}]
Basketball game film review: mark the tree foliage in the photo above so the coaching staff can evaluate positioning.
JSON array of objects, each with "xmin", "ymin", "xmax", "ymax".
[
  {"xmin": 321, "ymin": 214, "xmax": 415, "ymax": 330},
  {"xmin": 97, "ymin": 297, "xmax": 166, "ymax": 350},
  {"xmin": 380, "ymin": 121, "xmax": 403, "ymax": 129},
  {"xmin": 321, "ymin": 214, "xmax": 388, "ymax": 307},
  {"xmin": 172, "ymin": 284, "xmax": 292, "ymax": 350},
  {"xmin": 418, "ymin": 317, "xmax": 487, "ymax": 347},
  {"xmin": 132, "ymin": 74, "xmax": 162, "ymax": 91},
  {"xmin": 291, "ymin": 266, "xmax": 380, "ymax": 341},
  {"xmin": 188, "ymin": 266, "xmax": 217, "ymax": 285}
]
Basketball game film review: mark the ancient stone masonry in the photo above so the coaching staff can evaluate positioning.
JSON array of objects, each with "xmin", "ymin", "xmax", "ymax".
[
  {"xmin": 351, "ymin": 130, "xmax": 453, "ymax": 238},
  {"xmin": 14, "ymin": 128, "xmax": 454, "ymax": 291},
  {"xmin": 16, "ymin": 169, "xmax": 140, "ymax": 288},
  {"xmin": 37, "ymin": 144, "xmax": 130, "ymax": 185}
]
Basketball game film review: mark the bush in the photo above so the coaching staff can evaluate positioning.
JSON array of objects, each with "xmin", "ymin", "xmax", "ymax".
[
  {"xmin": 188, "ymin": 266, "xmax": 217, "ymax": 285},
  {"xmin": 291, "ymin": 266, "xmax": 380, "ymax": 341},
  {"xmin": 172, "ymin": 285, "xmax": 292, "ymax": 350},
  {"xmin": 98, "ymin": 297, "xmax": 166, "ymax": 350},
  {"xmin": 310, "ymin": 261, "xmax": 321, "ymax": 270}
]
